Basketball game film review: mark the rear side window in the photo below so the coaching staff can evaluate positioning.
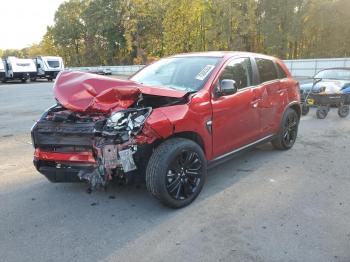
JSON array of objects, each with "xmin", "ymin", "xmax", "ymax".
[
  {"xmin": 219, "ymin": 58, "xmax": 252, "ymax": 89},
  {"xmin": 255, "ymin": 58, "xmax": 278, "ymax": 83},
  {"xmin": 276, "ymin": 63, "xmax": 287, "ymax": 79}
]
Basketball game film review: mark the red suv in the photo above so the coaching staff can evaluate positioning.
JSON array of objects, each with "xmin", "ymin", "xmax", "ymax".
[{"xmin": 32, "ymin": 52, "xmax": 300, "ymax": 208}]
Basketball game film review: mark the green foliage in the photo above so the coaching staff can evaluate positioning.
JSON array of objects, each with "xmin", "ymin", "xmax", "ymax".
[
  {"xmin": 163, "ymin": 0, "xmax": 206, "ymax": 54},
  {"xmin": 303, "ymin": 0, "xmax": 350, "ymax": 58},
  {"xmin": 51, "ymin": 0, "xmax": 88, "ymax": 66},
  {"xmin": 2, "ymin": 0, "xmax": 350, "ymax": 65}
]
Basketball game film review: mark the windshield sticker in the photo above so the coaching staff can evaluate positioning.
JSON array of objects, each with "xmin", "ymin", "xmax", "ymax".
[{"xmin": 195, "ymin": 65, "xmax": 215, "ymax": 81}]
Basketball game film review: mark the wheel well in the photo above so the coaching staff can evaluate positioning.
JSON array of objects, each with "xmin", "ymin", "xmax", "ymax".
[
  {"xmin": 289, "ymin": 103, "xmax": 301, "ymax": 119},
  {"xmin": 159, "ymin": 131, "xmax": 206, "ymax": 154}
]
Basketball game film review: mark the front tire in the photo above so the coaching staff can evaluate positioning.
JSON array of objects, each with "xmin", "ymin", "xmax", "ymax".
[
  {"xmin": 272, "ymin": 108, "xmax": 299, "ymax": 150},
  {"xmin": 146, "ymin": 138, "xmax": 206, "ymax": 208}
]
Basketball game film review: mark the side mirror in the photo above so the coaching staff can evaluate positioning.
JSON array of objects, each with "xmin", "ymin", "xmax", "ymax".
[{"xmin": 217, "ymin": 79, "xmax": 238, "ymax": 96}]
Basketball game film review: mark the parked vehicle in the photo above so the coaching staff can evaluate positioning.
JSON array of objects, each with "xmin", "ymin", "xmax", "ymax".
[
  {"xmin": 33, "ymin": 56, "xmax": 64, "ymax": 81},
  {"xmin": 300, "ymin": 68, "xmax": 350, "ymax": 117},
  {"xmin": 31, "ymin": 52, "xmax": 301, "ymax": 208},
  {"xmin": 2, "ymin": 57, "xmax": 37, "ymax": 82},
  {"xmin": 0, "ymin": 60, "xmax": 5, "ymax": 82},
  {"xmin": 300, "ymin": 68, "xmax": 350, "ymax": 94},
  {"xmin": 88, "ymin": 67, "xmax": 112, "ymax": 75}
]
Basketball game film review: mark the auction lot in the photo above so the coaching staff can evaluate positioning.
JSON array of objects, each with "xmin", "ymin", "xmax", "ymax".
[{"xmin": 0, "ymin": 81, "xmax": 349, "ymax": 262}]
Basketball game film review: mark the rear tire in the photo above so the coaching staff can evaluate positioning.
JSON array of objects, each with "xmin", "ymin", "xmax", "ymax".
[
  {"xmin": 146, "ymin": 138, "xmax": 206, "ymax": 208},
  {"xmin": 272, "ymin": 108, "xmax": 299, "ymax": 150},
  {"xmin": 316, "ymin": 106, "xmax": 328, "ymax": 119},
  {"xmin": 338, "ymin": 105, "xmax": 349, "ymax": 118}
]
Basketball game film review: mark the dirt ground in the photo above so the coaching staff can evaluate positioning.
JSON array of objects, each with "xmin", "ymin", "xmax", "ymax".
[{"xmin": 0, "ymin": 81, "xmax": 349, "ymax": 262}]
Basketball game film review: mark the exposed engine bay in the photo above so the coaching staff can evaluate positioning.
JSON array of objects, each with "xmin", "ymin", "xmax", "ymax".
[
  {"xmin": 80, "ymin": 106, "xmax": 152, "ymax": 188},
  {"xmin": 32, "ymin": 92, "xmax": 187, "ymax": 190}
]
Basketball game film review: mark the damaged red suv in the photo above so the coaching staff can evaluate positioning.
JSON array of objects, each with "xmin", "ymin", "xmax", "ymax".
[{"xmin": 32, "ymin": 52, "xmax": 300, "ymax": 208}]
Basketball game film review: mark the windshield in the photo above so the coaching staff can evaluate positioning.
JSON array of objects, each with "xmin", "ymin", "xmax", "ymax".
[
  {"xmin": 131, "ymin": 57, "xmax": 221, "ymax": 91},
  {"xmin": 314, "ymin": 69, "xmax": 350, "ymax": 80}
]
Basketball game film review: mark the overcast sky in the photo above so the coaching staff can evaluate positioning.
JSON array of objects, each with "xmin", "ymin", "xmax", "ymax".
[{"xmin": 0, "ymin": 0, "xmax": 66, "ymax": 49}]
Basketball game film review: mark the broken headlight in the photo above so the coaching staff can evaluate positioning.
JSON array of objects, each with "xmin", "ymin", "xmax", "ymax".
[{"xmin": 102, "ymin": 108, "xmax": 152, "ymax": 140}]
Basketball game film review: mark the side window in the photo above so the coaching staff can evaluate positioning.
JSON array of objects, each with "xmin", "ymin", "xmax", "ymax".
[
  {"xmin": 255, "ymin": 58, "xmax": 278, "ymax": 83},
  {"xmin": 219, "ymin": 58, "xmax": 252, "ymax": 90},
  {"xmin": 276, "ymin": 63, "xmax": 287, "ymax": 79}
]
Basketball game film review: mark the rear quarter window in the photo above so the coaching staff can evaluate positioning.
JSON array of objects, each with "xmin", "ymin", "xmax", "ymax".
[
  {"xmin": 255, "ymin": 58, "xmax": 278, "ymax": 83},
  {"xmin": 276, "ymin": 63, "xmax": 288, "ymax": 79}
]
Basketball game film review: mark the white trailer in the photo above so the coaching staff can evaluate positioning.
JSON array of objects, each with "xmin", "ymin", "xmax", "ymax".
[
  {"xmin": 0, "ymin": 60, "xmax": 5, "ymax": 83},
  {"xmin": 33, "ymin": 56, "xmax": 64, "ymax": 81},
  {"xmin": 3, "ymin": 57, "xmax": 37, "ymax": 82}
]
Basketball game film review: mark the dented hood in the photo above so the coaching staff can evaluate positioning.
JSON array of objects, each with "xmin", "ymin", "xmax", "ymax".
[{"xmin": 54, "ymin": 71, "xmax": 188, "ymax": 113}]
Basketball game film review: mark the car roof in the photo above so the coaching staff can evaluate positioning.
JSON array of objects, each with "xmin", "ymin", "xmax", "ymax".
[{"xmin": 172, "ymin": 51, "xmax": 279, "ymax": 61}]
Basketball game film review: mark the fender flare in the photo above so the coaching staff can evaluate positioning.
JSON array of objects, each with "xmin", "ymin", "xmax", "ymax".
[
  {"xmin": 283, "ymin": 101, "xmax": 301, "ymax": 119},
  {"xmin": 276, "ymin": 101, "xmax": 301, "ymax": 132}
]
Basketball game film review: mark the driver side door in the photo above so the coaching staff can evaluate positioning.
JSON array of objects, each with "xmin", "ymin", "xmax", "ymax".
[{"xmin": 211, "ymin": 57, "xmax": 261, "ymax": 158}]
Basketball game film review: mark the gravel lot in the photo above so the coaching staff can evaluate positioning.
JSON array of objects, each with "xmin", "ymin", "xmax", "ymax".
[{"xmin": 0, "ymin": 80, "xmax": 349, "ymax": 262}]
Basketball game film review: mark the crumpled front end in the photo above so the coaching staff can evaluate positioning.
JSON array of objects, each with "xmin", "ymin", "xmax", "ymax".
[
  {"xmin": 32, "ymin": 105, "xmax": 162, "ymax": 188},
  {"xmin": 32, "ymin": 72, "xmax": 187, "ymax": 189}
]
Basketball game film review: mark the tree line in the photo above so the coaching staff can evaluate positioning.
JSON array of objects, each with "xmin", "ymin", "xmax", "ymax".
[{"xmin": 1, "ymin": 0, "xmax": 350, "ymax": 66}]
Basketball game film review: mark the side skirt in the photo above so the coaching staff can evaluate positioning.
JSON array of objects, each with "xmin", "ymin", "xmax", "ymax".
[{"xmin": 207, "ymin": 135, "xmax": 275, "ymax": 170}]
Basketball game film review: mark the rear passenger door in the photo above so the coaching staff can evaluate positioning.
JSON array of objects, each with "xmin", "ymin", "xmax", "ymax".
[{"xmin": 254, "ymin": 58, "xmax": 282, "ymax": 136}]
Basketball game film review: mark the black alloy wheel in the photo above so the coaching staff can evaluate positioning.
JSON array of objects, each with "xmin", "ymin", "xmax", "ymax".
[
  {"xmin": 146, "ymin": 138, "xmax": 206, "ymax": 208},
  {"xmin": 283, "ymin": 111, "xmax": 298, "ymax": 148},
  {"xmin": 272, "ymin": 108, "xmax": 299, "ymax": 150},
  {"xmin": 166, "ymin": 150, "xmax": 202, "ymax": 201}
]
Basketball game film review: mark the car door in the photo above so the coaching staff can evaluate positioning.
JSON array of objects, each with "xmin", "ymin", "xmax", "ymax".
[
  {"xmin": 254, "ymin": 58, "xmax": 282, "ymax": 136},
  {"xmin": 211, "ymin": 57, "xmax": 261, "ymax": 158}
]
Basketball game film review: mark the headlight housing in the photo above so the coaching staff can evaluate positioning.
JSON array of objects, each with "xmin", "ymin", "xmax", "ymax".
[{"xmin": 105, "ymin": 107, "xmax": 152, "ymax": 136}]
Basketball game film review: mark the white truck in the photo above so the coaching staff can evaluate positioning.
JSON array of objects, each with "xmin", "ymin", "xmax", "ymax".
[
  {"xmin": 33, "ymin": 56, "xmax": 64, "ymax": 81},
  {"xmin": 3, "ymin": 57, "xmax": 37, "ymax": 82},
  {"xmin": 0, "ymin": 60, "xmax": 5, "ymax": 83}
]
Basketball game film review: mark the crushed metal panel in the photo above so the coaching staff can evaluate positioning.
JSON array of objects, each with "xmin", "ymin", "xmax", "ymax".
[
  {"xmin": 102, "ymin": 145, "xmax": 119, "ymax": 169},
  {"xmin": 118, "ymin": 148, "xmax": 137, "ymax": 172}
]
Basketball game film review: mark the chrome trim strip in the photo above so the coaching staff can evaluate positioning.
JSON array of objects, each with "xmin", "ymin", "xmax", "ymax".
[{"xmin": 213, "ymin": 135, "xmax": 274, "ymax": 161}]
